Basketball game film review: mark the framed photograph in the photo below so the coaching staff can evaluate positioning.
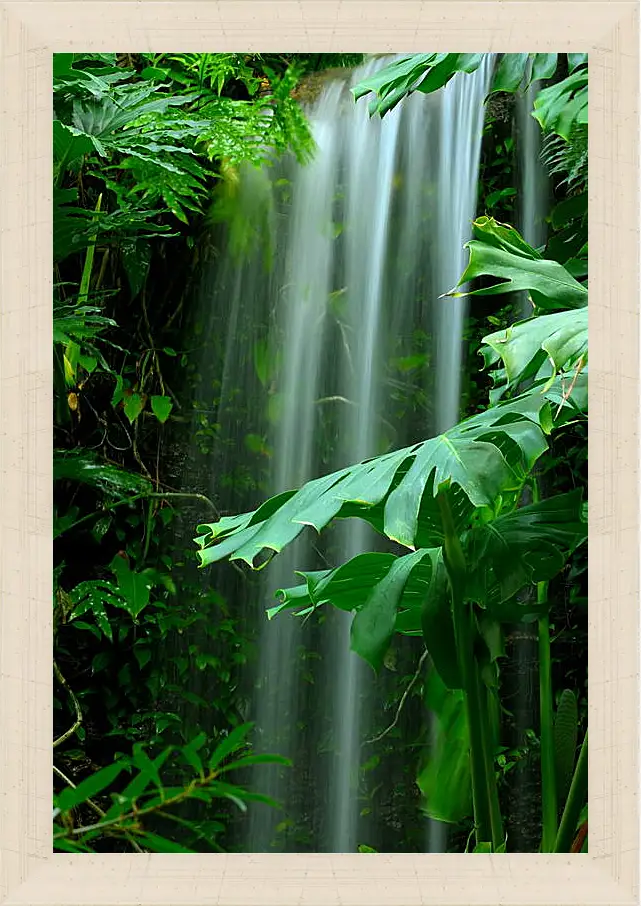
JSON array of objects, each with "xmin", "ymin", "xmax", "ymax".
[{"xmin": 0, "ymin": 1, "xmax": 637, "ymax": 904}]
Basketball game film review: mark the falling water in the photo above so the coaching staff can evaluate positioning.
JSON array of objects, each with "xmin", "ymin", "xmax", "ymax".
[
  {"xmin": 505, "ymin": 67, "xmax": 551, "ymax": 851},
  {"xmin": 198, "ymin": 55, "xmax": 494, "ymax": 853}
]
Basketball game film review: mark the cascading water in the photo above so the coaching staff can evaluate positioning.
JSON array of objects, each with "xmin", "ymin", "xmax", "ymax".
[{"xmin": 196, "ymin": 55, "xmax": 494, "ymax": 853}]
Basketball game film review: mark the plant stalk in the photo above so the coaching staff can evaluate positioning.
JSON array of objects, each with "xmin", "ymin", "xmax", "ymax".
[
  {"xmin": 553, "ymin": 731, "xmax": 588, "ymax": 852},
  {"xmin": 476, "ymin": 676, "xmax": 505, "ymax": 849},
  {"xmin": 538, "ymin": 592, "xmax": 557, "ymax": 851},
  {"xmin": 437, "ymin": 490, "xmax": 495, "ymax": 847}
]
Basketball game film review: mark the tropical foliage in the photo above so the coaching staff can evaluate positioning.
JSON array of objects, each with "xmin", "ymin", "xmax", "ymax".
[
  {"xmin": 196, "ymin": 52, "xmax": 588, "ymax": 853},
  {"xmin": 54, "ymin": 52, "xmax": 587, "ymax": 854}
]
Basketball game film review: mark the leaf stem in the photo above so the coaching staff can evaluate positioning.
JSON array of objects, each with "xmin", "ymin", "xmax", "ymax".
[
  {"xmin": 61, "ymin": 491, "xmax": 218, "ymax": 536},
  {"xmin": 53, "ymin": 661, "xmax": 83, "ymax": 749},
  {"xmin": 553, "ymin": 731, "xmax": 588, "ymax": 852},
  {"xmin": 538, "ymin": 598, "xmax": 557, "ymax": 851},
  {"xmin": 437, "ymin": 490, "xmax": 494, "ymax": 847}
]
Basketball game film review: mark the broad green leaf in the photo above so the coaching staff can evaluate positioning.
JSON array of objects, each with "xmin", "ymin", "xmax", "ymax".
[
  {"xmin": 420, "ymin": 554, "xmax": 461, "ymax": 689},
  {"xmin": 449, "ymin": 217, "xmax": 587, "ymax": 311},
  {"xmin": 418, "ymin": 669, "xmax": 472, "ymax": 823},
  {"xmin": 151, "ymin": 395, "xmax": 173, "ymax": 423},
  {"xmin": 109, "ymin": 555, "xmax": 152, "ymax": 620},
  {"xmin": 351, "ymin": 549, "xmax": 435, "ymax": 671},
  {"xmin": 351, "ymin": 53, "xmax": 483, "ymax": 117},
  {"xmin": 463, "ymin": 491, "xmax": 586, "ymax": 612},
  {"xmin": 531, "ymin": 53, "xmax": 558, "ymax": 82},
  {"xmin": 416, "ymin": 54, "xmax": 484, "ymax": 95},
  {"xmin": 567, "ymin": 53, "xmax": 587, "ymax": 74},
  {"xmin": 196, "ymin": 391, "xmax": 552, "ymax": 566},
  {"xmin": 56, "ymin": 762, "xmax": 125, "ymax": 812},
  {"xmin": 352, "ymin": 54, "xmax": 437, "ymax": 104},
  {"xmin": 121, "ymin": 239, "xmax": 152, "ymax": 299},
  {"xmin": 53, "ymin": 120, "xmax": 94, "ymax": 167},
  {"xmin": 276, "ymin": 549, "xmax": 454, "ymax": 674},
  {"xmin": 481, "ymin": 308, "xmax": 588, "ymax": 393},
  {"xmin": 532, "ymin": 70, "xmax": 588, "ymax": 139},
  {"xmin": 491, "ymin": 54, "xmax": 529, "ymax": 93},
  {"xmin": 69, "ymin": 580, "xmax": 119, "ymax": 640},
  {"xmin": 54, "ymin": 450, "xmax": 151, "ymax": 495}
]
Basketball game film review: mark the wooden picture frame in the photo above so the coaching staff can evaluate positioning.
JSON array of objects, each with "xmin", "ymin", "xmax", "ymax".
[{"xmin": 0, "ymin": 1, "xmax": 637, "ymax": 903}]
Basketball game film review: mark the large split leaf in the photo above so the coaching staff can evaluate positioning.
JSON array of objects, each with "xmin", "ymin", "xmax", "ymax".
[
  {"xmin": 270, "ymin": 491, "xmax": 585, "ymax": 676},
  {"xmin": 481, "ymin": 307, "xmax": 588, "ymax": 393},
  {"xmin": 352, "ymin": 53, "xmax": 484, "ymax": 117},
  {"xmin": 195, "ymin": 391, "xmax": 553, "ymax": 569},
  {"xmin": 463, "ymin": 491, "xmax": 587, "ymax": 614},
  {"xmin": 448, "ymin": 217, "xmax": 588, "ymax": 312},
  {"xmin": 533, "ymin": 67, "xmax": 588, "ymax": 140},
  {"xmin": 274, "ymin": 547, "xmax": 461, "ymax": 685}
]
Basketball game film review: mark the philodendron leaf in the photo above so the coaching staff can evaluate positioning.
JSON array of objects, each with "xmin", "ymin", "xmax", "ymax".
[
  {"xmin": 463, "ymin": 490, "xmax": 587, "ymax": 613},
  {"xmin": 533, "ymin": 69, "xmax": 587, "ymax": 139},
  {"xmin": 420, "ymin": 554, "xmax": 461, "ymax": 689},
  {"xmin": 195, "ymin": 390, "xmax": 552, "ymax": 569},
  {"xmin": 448, "ymin": 217, "xmax": 588, "ymax": 312},
  {"xmin": 481, "ymin": 307, "xmax": 588, "ymax": 394},
  {"xmin": 418, "ymin": 668, "xmax": 472, "ymax": 823},
  {"xmin": 351, "ymin": 548, "xmax": 435, "ymax": 672},
  {"xmin": 530, "ymin": 53, "xmax": 558, "ymax": 83},
  {"xmin": 273, "ymin": 548, "xmax": 444, "ymax": 674},
  {"xmin": 490, "ymin": 53, "xmax": 529, "ymax": 93},
  {"xmin": 351, "ymin": 53, "xmax": 484, "ymax": 118}
]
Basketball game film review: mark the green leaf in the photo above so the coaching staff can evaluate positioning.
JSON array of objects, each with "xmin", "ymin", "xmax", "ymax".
[
  {"xmin": 481, "ymin": 307, "xmax": 588, "ymax": 393},
  {"xmin": 532, "ymin": 70, "xmax": 588, "ymax": 139},
  {"xmin": 196, "ymin": 392, "xmax": 552, "ymax": 565},
  {"xmin": 208, "ymin": 723, "xmax": 254, "ymax": 771},
  {"xmin": 418, "ymin": 669, "xmax": 472, "ymax": 823},
  {"xmin": 180, "ymin": 732, "xmax": 207, "ymax": 776},
  {"xmin": 123, "ymin": 392, "xmax": 145, "ymax": 423},
  {"xmin": 464, "ymin": 491, "xmax": 587, "ymax": 613},
  {"xmin": 450, "ymin": 217, "xmax": 588, "ymax": 311},
  {"xmin": 53, "ymin": 120, "xmax": 94, "ymax": 166},
  {"xmin": 151, "ymin": 395, "xmax": 173, "ymax": 423},
  {"xmin": 554, "ymin": 689, "xmax": 579, "ymax": 801},
  {"xmin": 136, "ymin": 832, "xmax": 196, "ymax": 853},
  {"xmin": 109, "ymin": 556, "xmax": 152, "ymax": 620},
  {"xmin": 215, "ymin": 753, "xmax": 292, "ymax": 773},
  {"xmin": 54, "ymin": 449, "xmax": 152, "ymax": 496},
  {"xmin": 415, "ymin": 54, "xmax": 484, "ymax": 95},
  {"xmin": 56, "ymin": 762, "xmax": 125, "ymax": 811},
  {"xmin": 276, "ymin": 548, "xmax": 461, "ymax": 682},
  {"xmin": 69, "ymin": 580, "xmax": 117, "ymax": 640},
  {"xmin": 567, "ymin": 53, "xmax": 587, "ymax": 73},
  {"xmin": 420, "ymin": 554, "xmax": 461, "ymax": 688},
  {"xmin": 531, "ymin": 53, "xmax": 558, "ymax": 82},
  {"xmin": 491, "ymin": 54, "xmax": 529, "ymax": 93},
  {"xmin": 121, "ymin": 239, "xmax": 152, "ymax": 300},
  {"xmin": 351, "ymin": 548, "xmax": 435, "ymax": 672}
]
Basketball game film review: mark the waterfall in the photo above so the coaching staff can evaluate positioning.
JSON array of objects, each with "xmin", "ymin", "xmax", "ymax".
[{"xmin": 197, "ymin": 55, "xmax": 494, "ymax": 853}]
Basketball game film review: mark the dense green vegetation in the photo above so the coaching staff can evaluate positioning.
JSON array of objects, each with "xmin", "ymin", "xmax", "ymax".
[{"xmin": 53, "ymin": 52, "xmax": 587, "ymax": 853}]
